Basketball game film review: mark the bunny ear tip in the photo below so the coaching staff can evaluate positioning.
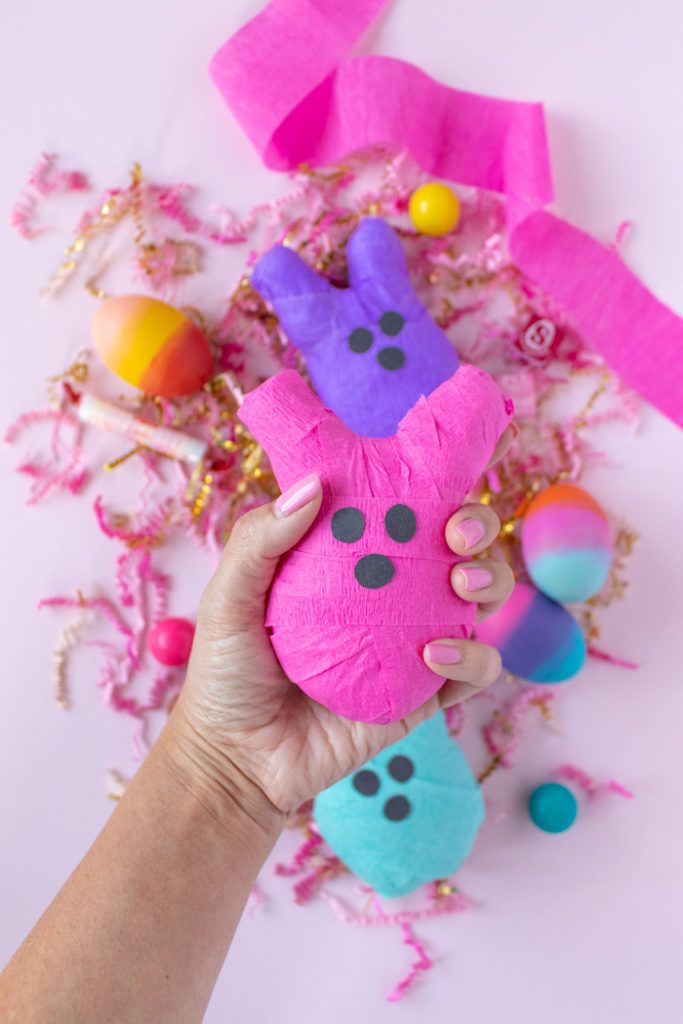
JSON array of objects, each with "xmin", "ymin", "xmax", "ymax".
[
  {"xmin": 252, "ymin": 244, "xmax": 304, "ymax": 289},
  {"xmin": 352, "ymin": 216, "xmax": 395, "ymax": 238},
  {"xmin": 347, "ymin": 216, "xmax": 405, "ymax": 256}
]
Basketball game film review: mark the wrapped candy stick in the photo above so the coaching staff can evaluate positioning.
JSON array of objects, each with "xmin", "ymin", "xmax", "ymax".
[{"xmin": 65, "ymin": 386, "xmax": 207, "ymax": 465}]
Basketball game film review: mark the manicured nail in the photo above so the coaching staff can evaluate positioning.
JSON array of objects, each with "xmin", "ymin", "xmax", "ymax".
[
  {"xmin": 274, "ymin": 472, "xmax": 321, "ymax": 517},
  {"xmin": 455, "ymin": 517, "xmax": 485, "ymax": 550},
  {"xmin": 456, "ymin": 566, "xmax": 493, "ymax": 592},
  {"xmin": 424, "ymin": 642, "xmax": 463, "ymax": 666}
]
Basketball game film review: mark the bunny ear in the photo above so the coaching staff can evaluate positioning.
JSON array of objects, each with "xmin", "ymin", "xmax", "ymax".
[
  {"xmin": 251, "ymin": 246, "xmax": 335, "ymax": 353},
  {"xmin": 346, "ymin": 218, "xmax": 414, "ymax": 296}
]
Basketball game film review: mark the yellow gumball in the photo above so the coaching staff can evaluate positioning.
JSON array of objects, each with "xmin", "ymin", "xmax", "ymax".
[{"xmin": 409, "ymin": 182, "xmax": 461, "ymax": 237}]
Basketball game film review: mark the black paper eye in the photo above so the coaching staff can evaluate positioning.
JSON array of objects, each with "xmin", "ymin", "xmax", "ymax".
[
  {"xmin": 377, "ymin": 347, "xmax": 405, "ymax": 370},
  {"xmin": 384, "ymin": 504, "xmax": 416, "ymax": 543},
  {"xmin": 331, "ymin": 507, "xmax": 365, "ymax": 543},
  {"xmin": 348, "ymin": 327, "xmax": 373, "ymax": 353},
  {"xmin": 388, "ymin": 755, "xmax": 414, "ymax": 782},
  {"xmin": 379, "ymin": 311, "xmax": 405, "ymax": 336},
  {"xmin": 352, "ymin": 769, "xmax": 380, "ymax": 796},
  {"xmin": 384, "ymin": 795, "xmax": 411, "ymax": 821}
]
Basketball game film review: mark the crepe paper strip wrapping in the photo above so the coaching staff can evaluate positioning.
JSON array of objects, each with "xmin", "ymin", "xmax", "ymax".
[
  {"xmin": 211, "ymin": 0, "xmax": 683, "ymax": 428},
  {"xmin": 314, "ymin": 713, "xmax": 484, "ymax": 897},
  {"xmin": 509, "ymin": 213, "xmax": 683, "ymax": 430},
  {"xmin": 252, "ymin": 218, "xmax": 460, "ymax": 437},
  {"xmin": 239, "ymin": 367, "xmax": 512, "ymax": 723}
]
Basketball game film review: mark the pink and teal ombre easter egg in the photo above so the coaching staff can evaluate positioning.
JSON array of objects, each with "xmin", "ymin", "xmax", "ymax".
[
  {"xmin": 521, "ymin": 483, "xmax": 612, "ymax": 604},
  {"xmin": 476, "ymin": 582, "xmax": 586, "ymax": 683},
  {"xmin": 91, "ymin": 296, "xmax": 214, "ymax": 397}
]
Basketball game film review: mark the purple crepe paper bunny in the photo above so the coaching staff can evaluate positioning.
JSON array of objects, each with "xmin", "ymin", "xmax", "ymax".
[{"xmin": 251, "ymin": 218, "xmax": 460, "ymax": 437}]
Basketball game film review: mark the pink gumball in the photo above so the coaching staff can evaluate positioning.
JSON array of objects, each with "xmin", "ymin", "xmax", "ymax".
[{"xmin": 148, "ymin": 617, "xmax": 195, "ymax": 666}]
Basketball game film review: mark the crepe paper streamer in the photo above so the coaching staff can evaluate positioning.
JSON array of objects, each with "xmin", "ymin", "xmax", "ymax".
[
  {"xmin": 314, "ymin": 713, "xmax": 484, "ymax": 897},
  {"xmin": 528, "ymin": 782, "xmax": 578, "ymax": 833},
  {"xmin": 252, "ymin": 218, "xmax": 460, "ymax": 436},
  {"xmin": 91, "ymin": 295, "xmax": 214, "ymax": 397},
  {"xmin": 211, "ymin": 0, "xmax": 683, "ymax": 428},
  {"xmin": 66, "ymin": 388, "xmax": 207, "ymax": 465},
  {"xmin": 521, "ymin": 482, "xmax": 612, "ymax": 604},
  {"xmin": 476, "ymin": 582, "xmax": 586, "ymax": 684},
  {"xmin": 240, "ymin": 367, "xmax": 512, "ymax": 723}
]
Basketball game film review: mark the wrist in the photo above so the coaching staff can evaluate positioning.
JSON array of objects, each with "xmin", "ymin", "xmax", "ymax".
[{"xmin": 157, "ymin": 703, "xmax": 284, "ymax": 848}]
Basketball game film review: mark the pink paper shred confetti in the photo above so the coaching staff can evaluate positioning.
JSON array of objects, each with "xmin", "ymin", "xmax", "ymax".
[
  {"xmin": 319, "ymin": 884, "xmax": 472, "ymax": 1001},
  {"xmin": 483, "ymin": 686, "xmax": 556, "ymax": 770},
  {"xmin": 10, "ymin": 152, "xmax": 88, "ymax": 239},
  {"xmin": 552, "ymin": 764, "xmax": 634, "ymax": 800}
]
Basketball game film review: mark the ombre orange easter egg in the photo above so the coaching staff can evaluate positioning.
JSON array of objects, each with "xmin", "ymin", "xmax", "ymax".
[{"xmin": 91, "ymin": 296, "xmax": 213, "ymax": 397}]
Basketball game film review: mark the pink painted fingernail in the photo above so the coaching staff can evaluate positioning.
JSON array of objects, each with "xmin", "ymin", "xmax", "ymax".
[
  {"xmin": 457, "ymin": 566, "xmax": 493, "ymax": 592},
  {"xmin": 424, "ymin": 642, "xmax": 463, "ymax": 665},
  {"xmin": 455, "ymin": 517, "xmax": 485, "ymax": 550},
  {"xmin": 274, "ymin": 472, "xmax": 321, "ymax": 517}
]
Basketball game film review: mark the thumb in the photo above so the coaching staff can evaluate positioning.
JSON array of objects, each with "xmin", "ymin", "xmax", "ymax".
[{"xmin": 202, "ymin": 472, "xmax": 322, "ymax": 631}]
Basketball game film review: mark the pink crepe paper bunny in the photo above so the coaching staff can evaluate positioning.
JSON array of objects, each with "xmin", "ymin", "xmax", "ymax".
[{"xmin": 239, "ymin": 367, "xmax": 513, "ymax": 724}]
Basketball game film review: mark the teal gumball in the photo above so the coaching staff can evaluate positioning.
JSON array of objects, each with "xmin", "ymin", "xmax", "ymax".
[{"xmin": 529, "ymin": 783, "xmax": 578, "ymax": 833}]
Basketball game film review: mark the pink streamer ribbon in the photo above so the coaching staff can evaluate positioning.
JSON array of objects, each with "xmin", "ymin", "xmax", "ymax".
[{"xmin": 210, "ymin": 0, "xmax": 683, "ymax": 427}]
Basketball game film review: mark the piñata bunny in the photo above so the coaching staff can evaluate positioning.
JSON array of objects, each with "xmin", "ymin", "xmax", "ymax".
[
  {"xmin": 252, "ymin": 217, "xmax": 459, "ymax": 437},
  {"xmin": 314, "ymin": 712, "xmax": 484, "ymax": 897},
  {"xmin": 239, "ymin": 366, "xmax": 512, "ymax": 723}
]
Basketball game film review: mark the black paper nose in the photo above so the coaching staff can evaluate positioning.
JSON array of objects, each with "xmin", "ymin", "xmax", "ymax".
[
  {"xmin": 384, "ymin": 795, "xmax": 411, "ymax": 821},
  {"xmin": 354, "ymin": 554, "xmax": 395, "ymax": 589},
  {"xmin": 377, "ymin": 346, "xmax": 405, "ymax": 371}
]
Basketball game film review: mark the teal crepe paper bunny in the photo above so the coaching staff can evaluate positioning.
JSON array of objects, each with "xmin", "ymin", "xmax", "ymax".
[
  {"xmin": 314, "ymin": 713, "xmax": 484, "ymax": 898},
  {"xmin": 251, "ymin": 217, "xmax": 460, "ymax": 437}
]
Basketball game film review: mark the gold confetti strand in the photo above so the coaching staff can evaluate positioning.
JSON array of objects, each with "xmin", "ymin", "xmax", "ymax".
[
  {"xmin": 184, "ymin": 458, "xmax": 206, "ymax": 510},
  {"xmin": 477, "ymin": 753, "xmax": 503, "ymax": 784},
  {"xmin": 129, "ymin": 161, "xmax": 146, "ymax": 247},
  {"xmin": 581, "ymin": 523, "xmax": 639, "ymax": 612},
  {"xmin": 106, "ymin": 769, "xmax": 131, "ymax": 802},
  {"xmin": 181, "ymin": 304, "xmax": 210, "ymax": 335},
  {"xmin": 46, "ymin": 350, "xmax": 91, "ymax": 404},
  {"xmin": 103, "ymin": 445, "xmax": 147, "ymax": 472},
  {"xmin": 477, "ymin": 695, "xmax": 554, "ymax": 784},
  {"xmin": 191, "ymin": 470, "xmax": 214, "ymax": 519},
  {"xmin": 42, "ymin": 190, "xmax": 129, "ymax": 298}
]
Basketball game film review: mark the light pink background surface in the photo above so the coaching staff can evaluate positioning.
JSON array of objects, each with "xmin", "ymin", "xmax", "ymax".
[{"xmin": 1, "ymin": 2, "xmax": 683, "ymax": 1021}]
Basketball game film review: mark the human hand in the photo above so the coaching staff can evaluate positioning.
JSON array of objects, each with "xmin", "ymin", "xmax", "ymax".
[{"xmin": 168, "ymin": 427, "xmax": 515, "ymax": 827}]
